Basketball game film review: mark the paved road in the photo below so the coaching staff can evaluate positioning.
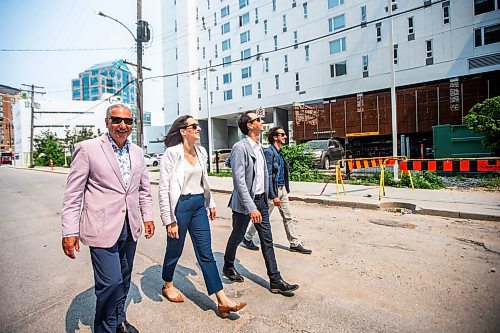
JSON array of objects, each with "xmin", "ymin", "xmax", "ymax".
[{"xmin": 0, "ymin": 167, "xmax": 499, "ymax": 332}]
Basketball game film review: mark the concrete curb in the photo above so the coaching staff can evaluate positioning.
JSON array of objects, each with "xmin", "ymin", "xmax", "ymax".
[{"xmin": 11, "ymin": 167, "xmax": 499, "ymax": 222}]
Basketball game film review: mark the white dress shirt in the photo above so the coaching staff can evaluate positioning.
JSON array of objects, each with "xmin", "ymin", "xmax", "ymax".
[{"xmin": 246, "ymin": 137, "xmax": 265, "ymax": 195}]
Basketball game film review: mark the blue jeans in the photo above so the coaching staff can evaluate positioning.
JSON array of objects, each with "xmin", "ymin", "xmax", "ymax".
[
  {"xmin": 90, "ymin": 219, "xmax": 136, "ymax": 333},
  {"xmin": 162, "ymin": 194, "xmax": 223, "ymax": 295}
]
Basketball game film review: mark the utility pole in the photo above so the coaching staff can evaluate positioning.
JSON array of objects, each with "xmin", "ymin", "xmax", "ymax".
[
  {"xmin": 21, "ymin": 84, "xmax": 45, "ymax": 168},
  {"xmin": 136, "ymin": 0, "xmax": 144, "ymax": 148}
]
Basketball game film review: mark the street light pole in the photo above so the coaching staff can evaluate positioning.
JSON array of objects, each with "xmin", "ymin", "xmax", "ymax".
[
  {"xmin": 95, "ymin": 6, "xmax": 149, "ymax": 148},
  {"xmin": 206, "ymin": 66, "xmax": 213, "ymax": 173},
  {"xmin": 387, "ymin": 0, "xmax": 399, "ymax": 180},
  {"xmin": 136, "ymin": 0, "xmax": 144, "ymax": 148}
]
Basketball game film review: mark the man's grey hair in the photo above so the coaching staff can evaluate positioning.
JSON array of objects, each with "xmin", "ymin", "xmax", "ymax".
[{"xmin": 105, "ymin": 104, "xmax": 131, "ymax": 118}]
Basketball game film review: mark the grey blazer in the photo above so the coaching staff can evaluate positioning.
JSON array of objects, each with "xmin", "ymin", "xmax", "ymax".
[{"xmin": 228, "ymin": 137, "xmax": 269, "ymax": 214}]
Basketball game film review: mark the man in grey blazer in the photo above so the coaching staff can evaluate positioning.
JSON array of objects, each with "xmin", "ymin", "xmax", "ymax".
[
  {"xmin": 222, "ymin": 111, "xmax": 299, "ymax": 295},
  {"xmin": 61, "ymin": 104, "xmax": 155, "ymax": 333}
]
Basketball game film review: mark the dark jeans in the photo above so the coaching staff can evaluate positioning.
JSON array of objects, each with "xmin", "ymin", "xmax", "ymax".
[
  {"xmin": 162, "ymin": 194, "xmax": 223, "ymax": 295},
  {"xmin": 90, "ymin": 219, "xmax": 136, "ymax": 333},
  {"xmin": 223, "ymin": 194, "xmax": 282, "ymax": 282}
]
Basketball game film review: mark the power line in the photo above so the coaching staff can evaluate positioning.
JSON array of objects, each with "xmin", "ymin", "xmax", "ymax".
[{"xmin": 0, "ymin": 47, "xmax": 132, "ymax": 52}]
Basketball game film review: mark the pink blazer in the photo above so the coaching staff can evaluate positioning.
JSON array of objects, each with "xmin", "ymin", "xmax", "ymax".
[{"xmin": 61, "ymin": 134, "xmax": 154, "ymax": 248}]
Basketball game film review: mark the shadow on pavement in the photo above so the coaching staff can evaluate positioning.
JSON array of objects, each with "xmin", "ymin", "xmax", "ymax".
[
  {"xmin": 213, "ymin": 251, "xmax": 269, "ymax": 290},
  {"xmin": 65, "ymin": 282, "xmax": 142, "ymax": 333}
]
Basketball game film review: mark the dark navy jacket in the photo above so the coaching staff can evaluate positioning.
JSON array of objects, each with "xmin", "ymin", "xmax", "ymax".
[{"xmin": 264, "ymin": 145, "xmax": 290, "ymax": 199}]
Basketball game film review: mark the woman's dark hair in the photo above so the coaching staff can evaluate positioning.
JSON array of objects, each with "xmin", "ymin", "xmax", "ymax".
[
  {"xmin": 267, "ymin": 126, "xmax": 284, "ymax": 145},
  {"xmin": 163, "ymin": 115, "xmax": 192, "ymax": 147},
  {"xmin": 237, "ymin": 111, "xmax": 253, "ymax": 135}
]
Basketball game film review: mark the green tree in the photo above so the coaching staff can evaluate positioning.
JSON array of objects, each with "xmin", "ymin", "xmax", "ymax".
[
  {"xmin": 281, "ymin": 144, "xmax": 325, "ymax": 182},
  {"xmin": 63, "ymin": 127, "xmax": 97, "ymax": 157},
  {"xmin": 463, "ymin": 96, "xmax": 500, "ymax": 154},
  {"xmin": 33, "ymin": 130, "xmax": 65, "ymax": 166}
]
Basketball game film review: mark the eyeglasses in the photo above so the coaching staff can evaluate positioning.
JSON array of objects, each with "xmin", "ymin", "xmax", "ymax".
[
  {"xmin": 276, "ymin": 132, "xmax": 287, "ymax": 137},
  {"xmin": 183, "ymin": 123, "xmax": 199, "ymax": 130},
  {"xmin": 247, "ymin": 117, "xmax": 264, "ymax": 124},
  {"xmin": 108, "ymin": 117, "xmax": 134, "ymax": 125}
]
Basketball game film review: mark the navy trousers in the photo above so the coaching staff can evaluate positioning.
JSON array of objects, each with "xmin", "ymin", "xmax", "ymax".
[
  {"xmin": 90, "ymin": 219, "xmax": 137, "ymax": 333},
  {"xmin": 162, "ymin": 194, "xmax": 223, "ymax": 295},
  {"xmin": 223, "ymin": 194, "xmax": 282, "ymax": 282}
]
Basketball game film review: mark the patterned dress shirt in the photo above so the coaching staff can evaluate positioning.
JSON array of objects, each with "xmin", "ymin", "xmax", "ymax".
[{"xmin": 106, "ymin": 132, "xmax": 131, "ymax": 188}]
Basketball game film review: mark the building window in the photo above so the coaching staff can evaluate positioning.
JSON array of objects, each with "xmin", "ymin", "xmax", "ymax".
[
  {"xmin": 329, "ymin": 37, "xmax": 346, "ymax": 54},
  {"xmin": 240, "ymin": 31, "xmax": 250, "ymax": 44},
  {"xmin": 210, "ymin": 91, "xmax": 213, "ymax": 104},
  {"xmin": 474, "ymin": 0, "xmax": 498, "ymax": 15},
  {"xmin": 221, "ymin": 5, "xmax": 230, "ymax": 18},
  {"xmin": 240, "ymin": 0, "xmax": 249, "ymax": 9},
  {"xmin": 197, "ymin": 37, "xmax": 200, "ymax": 50},
  {"xmin": 426, "ymin": 39, "xmax": 433, "ymax": 65},
  {"xmin": 330, "ymin": 61, "xmax": 347, "ymax": 77},
  {"xmin": 203, "ymin": 47, "xmax": 206, "ymax": 59},
  {"xmin": 223, "ymin": 55, "xmax": 231, "ymax": 67},
  {"xmin": 208, "ymin": 28, "xmax": 211, "ymax": 41},
  {"xmin": 283, "ymin": 15, "xmax": 287, "ymax": 32},
  {"xmin": 305, "ymin": 45, "xmax": 310, "ymax": 61},
  {"xmin": 292, "ymin": 0, "xmax": 297, "ymax": 8},
  {"xmin": 264, "ymin": 20, "xmax": 268, "ymax": 34},
  {"xmin": 223, "ymin": 72, "xmax": 232, "ymax": 84},
  {"xmin": 241, "ymin": 66, "xmax": 252, "ymax": 79},
  {"xmin": 240, "ymin": 12, "xmax": 250, "ymax": 26},
  {"xmin": 273, "ymin": 0, "xmax": 276, "ymax": 11},
  {"xmin": 215, "ymin": 44, "xmax": 218, "ymax": 58},
  {"xmin": 295, "ymin": 72, "xmax": 300, "ymax": 91},
  {"xmin": 223, "ymin": 89, "xmax": 233, "ymax": 101},
  {"xmin": 274, "ymin": 35, "xmax": 278, "ymax": 50},
  {"xmin": 393, "ymin": 44, "xmax": 398, "ymax": 64},
  {"xmin": 177, "ymin": 103, "xmax": 179, "ymax": 115},
  {"xmin": 329, "ymin": 14, "xmax": 345, "ymax": 32},
  {"xmin": 294, "ymin": 31, "xmax": 298, "ymax": 49},
  {"xmin": 361, "ymin": 5, "xmax": 367, "ymax": 23},
  {"xmin": 222, "ymin": 38, "xmax": 231, "ymax": 51},
  {"xmin": 255, "ymin": 8, "xmax": 259, "ymax": 23},
  {"xmin": 275, "ymin": 74, "xmax": 280, "ymax": 89},
  {"xmin": 241, "ymin": 48, "xmax": 251, "ymax": 60},
  {"xmin": 175, "ymin": 20, "xmax": 177, "ymax": 32},
  {"xmin": 442, "ymin": 1, "xmax": 450, "ymax": 24},
  {"xmin": 376, "ymin": 23, "xmax": 382, "ymax": 42},
  {"xmin": 176, "ymin": 75, "xmax": 179, "ymax": 87},
  {"xmin": 207, "ymin": 0, "xmax": 210, "ymax": 9},
  {"xmin": 328, "ymin": 0, "xmax": 344, "ymax": 9},
  {"xmin": 216, "ymin": 76, "xmax": 219, "ymax": 89},
  {"xmin": 303, "ymin": 2, "xmax": 308, "ymax": 18},
  {"xmin": 221, "ymin": 22, "xmax": 230, "ymax": 34},
  {"xmin": 198, "ymin": 97, "xmax": 202, "ymax": 111},
  {"xmin": 408, "ymin": 17, "xmax": 415, "ymax": 40},
  {"xmin": 256, "ymin": 44, "xmax": 260, "ymax": 54},
  {"xmin": 264, "ymin": 58, "xmax": 270, "ymax": 72},
  {"xmin": 242, "ymin": 84, "xmax": 253, "ymax": 96},
  {"xmin": 474, "ymin": 23, "xmax": 500, "ymax": 46},
  {"xmin": 214, "ymin": 12, "xmax": 217, "ymax": 26},
  {"xmin": 284, "ymin": 55, "xmax": 289, "ymax": 72},
  {"xmin": 362, "ymin": 55, "xmax": 369, "ymax": 77},
  {"xmin": 258, "ymin": 82, "xmax": 262, "ymax": 98}
]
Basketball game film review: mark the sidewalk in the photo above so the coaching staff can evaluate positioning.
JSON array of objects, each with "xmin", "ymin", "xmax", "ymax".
[{"xmin": 15, "ymin": 165, "xmax": 500, "ymax": 222}]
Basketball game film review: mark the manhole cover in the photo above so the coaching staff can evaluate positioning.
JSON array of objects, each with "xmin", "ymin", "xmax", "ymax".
[{"xmin": 370, "ymin": 219, "xmax": 416, "ymax": 229}]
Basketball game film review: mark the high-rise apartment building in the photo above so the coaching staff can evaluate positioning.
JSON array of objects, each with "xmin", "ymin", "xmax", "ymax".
[
  {"xmin": 0, "ymin": 84, "xmax": 20, "ymax": 153},
  {"xmin": 162, "ymin": 0, "xmax": 500, "ymax": 156}
]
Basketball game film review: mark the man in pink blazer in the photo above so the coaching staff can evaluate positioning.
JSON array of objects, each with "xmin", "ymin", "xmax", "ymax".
[{"xmin": 61, "ymin": 104, "xmax": 155, "ymax": 333}]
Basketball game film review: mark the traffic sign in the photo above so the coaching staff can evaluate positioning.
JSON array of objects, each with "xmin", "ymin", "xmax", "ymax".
[{"xmin": 256, "ymin": 107, "xmax": 265, "ymax": 117}]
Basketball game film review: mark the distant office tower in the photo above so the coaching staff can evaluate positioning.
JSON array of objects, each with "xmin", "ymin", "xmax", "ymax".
[{"xmin": 72, "ymin": 60, "xmax": 136, "ymax": 105}]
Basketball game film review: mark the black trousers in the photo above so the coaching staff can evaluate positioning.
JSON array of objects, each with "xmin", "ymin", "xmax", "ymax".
[{"xmin": 223, "ymin": 194, "xmax": 282, "ymax": 282}]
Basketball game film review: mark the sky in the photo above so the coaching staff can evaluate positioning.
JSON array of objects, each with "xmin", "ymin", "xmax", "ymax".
[{"xmin": 0, "ymin": 0, "xmax": 164, "ymax": 125}]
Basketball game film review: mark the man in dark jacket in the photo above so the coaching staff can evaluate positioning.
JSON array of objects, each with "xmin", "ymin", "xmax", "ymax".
[{"xmin": 241, "ymin": 126, "xmax": 312, "ymax": 254}]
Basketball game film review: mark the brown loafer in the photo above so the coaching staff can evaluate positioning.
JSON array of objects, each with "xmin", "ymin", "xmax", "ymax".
[
  {"xmin": 217, "ymin": 302, "xmax": 247, "ymax": 318},
  {"xmin": 162, "ymin": 286, "xmax": 185, "ymax": 303}
]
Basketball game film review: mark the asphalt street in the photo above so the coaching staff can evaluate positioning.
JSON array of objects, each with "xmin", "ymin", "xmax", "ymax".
[{"xmin": 0, "ymin": 167, "xmax": 499, "ymax": 333}]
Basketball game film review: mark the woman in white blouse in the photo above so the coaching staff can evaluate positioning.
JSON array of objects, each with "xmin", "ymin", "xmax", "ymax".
[{"xmin": 158, "ymin": 115, "xmax": 246, "ymax": 318}]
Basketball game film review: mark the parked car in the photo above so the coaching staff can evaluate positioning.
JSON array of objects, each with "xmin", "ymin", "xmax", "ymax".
[
  {"xmin": 152, "ymin": 153, "xmax": 164, "ymax": 160},
  {"xmin": 144, "ymin": 154, "xmax": 159, "ymax": 167},
  {"xmin": 305, "ymin": 139, "xmax": 344, "ymax": 169},
  {"xmin": 211, "ymin": 149, "xmax": 232, "ymax": 164}
]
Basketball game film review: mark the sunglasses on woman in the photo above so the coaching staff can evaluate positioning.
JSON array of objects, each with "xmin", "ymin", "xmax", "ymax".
[
  {"xmin": 183, "ymin": 123, "xmax": 199, "ymax": 130},
  {"xmin": 108, "ymin": 117, "xmax": 134, "ymax": 125}
]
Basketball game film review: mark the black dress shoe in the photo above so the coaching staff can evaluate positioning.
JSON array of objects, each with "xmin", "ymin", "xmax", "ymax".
[
  {"xmin": 116, "ymin": 320, "xmax": 139, "ymax": 333},
  {"xmin": 270, "ymin": 279, "xmax": 299, "ymax": 294},
  {"xmin": 289, "ymin": 244, "xmax": 312, "ymax": 254},
  {"xmin": 241, "ymin": 238, "xmax": 259, "ymax": 251},
  {"xmin": 223, "ymin": 266, "xmax": 244, "ymax": 282}
]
